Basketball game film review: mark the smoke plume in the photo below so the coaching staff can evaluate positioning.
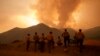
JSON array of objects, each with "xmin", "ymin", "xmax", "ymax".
[{"xmin": 32, "ymin": 0, "xmax": 80, "ymax": 28}]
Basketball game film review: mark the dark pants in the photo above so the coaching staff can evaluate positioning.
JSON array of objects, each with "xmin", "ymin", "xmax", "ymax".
[
  {"xmin": 57, "ymin": 42, "xmax": 62, "ymax": 46},
  {"xmin": 47, "ymin": 40, "xmax": 54, "ymax": 53},
  {"xmin": 77, "ymin": 39, "xmax": 84, "ymax": 52},
  {"xmin": 34, "ymin": 40, "xmax": 39, "ymax": 51},
  {"xmin": 64, "ymin": 37, "xmax": 70, "ymax": 47},
  {"xmin": 39, "ymin": 41, "xmax": 45, "ymax": 52},
  {"xmin": 26, "ymin": 41, "xmax": 30, "ymax": 51}
]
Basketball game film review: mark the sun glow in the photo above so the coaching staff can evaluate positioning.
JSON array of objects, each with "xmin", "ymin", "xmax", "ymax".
[
  {"xmin": 20, "ymin": 16, "xmax": 39, "ymax": 26},
  {"xmin": 18, "ymin": 10, "xmax": 40, "ymax": 27},
  {"xmin": 11, "ymin": 10, "xmax": 39, "ymax": 28}
]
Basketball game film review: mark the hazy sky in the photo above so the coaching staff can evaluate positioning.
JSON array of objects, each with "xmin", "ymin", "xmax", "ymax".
[{"xmin": 0, "ymin": 0, "xmax": 100, "ymax": 33}]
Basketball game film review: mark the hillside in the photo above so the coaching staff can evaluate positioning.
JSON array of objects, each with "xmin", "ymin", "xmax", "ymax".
[
  {"xmin": 84, "ymin": 26, "xmax": 100, "ymax": 40},
  {"xmin": 0, "ymin": 23, "xmax": 100, "ymax": 44},
  {"xmin": 0, "ymin": 23, "xmax": 62, "ymax": 44}
]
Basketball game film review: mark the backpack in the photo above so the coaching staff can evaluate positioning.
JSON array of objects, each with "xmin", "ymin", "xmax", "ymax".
[
  {"xmin": 62, "ymin": 32, "xmax": 70, "ymax": 37},
  {"xmin": 77, "ymin": 32, "xmax": 84, "ymax": 39},
  {"xmin": 34, "ymin": 35, "xmax": 39, "ymax": 41}
]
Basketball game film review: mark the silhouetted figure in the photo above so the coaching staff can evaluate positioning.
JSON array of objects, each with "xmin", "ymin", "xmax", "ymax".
[
  {"xmin": 57, "ymin": 36, "xmax": 62, "ymax": 46},
  {"xmin": 74, "ymin": 32, "xmax": 78, "ymax": 46},
  {"xmin": 39, "ymin": 33, "xmax": 45, "ymax": 52},
  {"xmin": 62, "ymin": 29, "xmax": 70, "ymax": 47},
  {"xmin": 26, "ymin": 34, "xmax": 31, "ymax": 51},
  {"xmin": 47, "ymin": 31, "xmax": 54, "ymax": 53},
  {"xmin": 77, "ymin": 29, "xmax": 85, "ymax": 52},
  {"xmin": 33, "ymin": 32, "xmax": 39, "ymax": 51}
]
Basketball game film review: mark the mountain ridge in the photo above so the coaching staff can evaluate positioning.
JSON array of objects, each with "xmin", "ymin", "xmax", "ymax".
[{"xmin": 0, "ymin": 23, "xmax": 100, "ymax": 44}]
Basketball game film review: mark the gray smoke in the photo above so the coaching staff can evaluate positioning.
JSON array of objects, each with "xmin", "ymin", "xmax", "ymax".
[{"xmin": 32, "ymin": 0, "xmax": 80, "ymax": 28}]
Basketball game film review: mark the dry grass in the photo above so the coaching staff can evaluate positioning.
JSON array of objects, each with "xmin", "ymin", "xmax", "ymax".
[{"xmin": 0, "ymin": 39, "xmax": 100, "ymax": 56}]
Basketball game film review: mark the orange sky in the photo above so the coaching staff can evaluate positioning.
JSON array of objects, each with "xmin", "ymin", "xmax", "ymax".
[
  {"xmin": 73, "ymin": 0, "xmax": 100, "ymax": 29},
  {"xmin": 0, "ymin": 0, "xmax": 100, "ymax": 33}
]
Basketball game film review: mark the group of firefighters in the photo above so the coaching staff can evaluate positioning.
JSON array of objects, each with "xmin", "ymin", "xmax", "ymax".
[{"xmin": 26, "ymin": 29, "xmax": 85, "ymax": 53}]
